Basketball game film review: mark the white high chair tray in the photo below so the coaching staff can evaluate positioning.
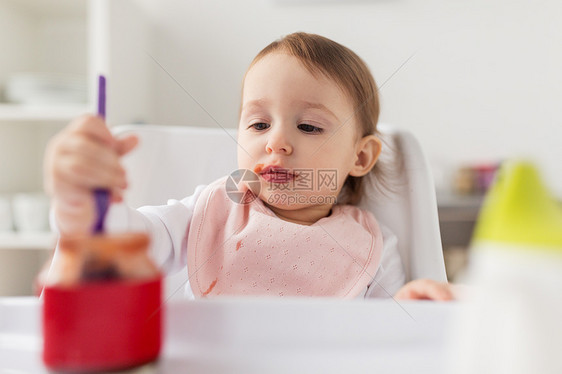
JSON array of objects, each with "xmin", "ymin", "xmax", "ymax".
[{"xmin": 0, "ymin": 297, "xmax": 459, "ymax": 373}]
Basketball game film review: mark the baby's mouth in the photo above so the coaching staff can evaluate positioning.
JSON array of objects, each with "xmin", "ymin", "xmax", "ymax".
[{"xmin": 255, "ymin": 164, "xmax": 295, "ymax": 184}]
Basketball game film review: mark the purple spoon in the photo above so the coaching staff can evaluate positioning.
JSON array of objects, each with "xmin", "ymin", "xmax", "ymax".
[{"xmin": 93, "ymin": 75, "xmax": 109, "ymax": 234}]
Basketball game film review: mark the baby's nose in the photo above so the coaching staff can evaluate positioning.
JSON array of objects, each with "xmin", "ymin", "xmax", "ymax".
[{"xmin": 265, "ymin": 130, "xmax": 293, "ymax": 155}]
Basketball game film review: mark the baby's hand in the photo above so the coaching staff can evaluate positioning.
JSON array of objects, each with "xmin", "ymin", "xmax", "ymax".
[
  {"xmin": 394, "ymin": 278, "xmax": 459, "ymax": 301},
  {"xmin": 44, "ymin": 115, "xmax": 138, "ymax": 235}
]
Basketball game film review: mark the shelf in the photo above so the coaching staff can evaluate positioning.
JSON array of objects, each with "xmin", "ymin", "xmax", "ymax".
[
  {"xmin": 0, "ymin": 0, "xmax": 90, "ymax": 123},
  {"xmin": 0, "ymin": 232, "xmax": 56, "ymax": 250},
  {"xmin": 0, "ymin": 103, "xmax": 91, "ymax": 122},
  {"xmin": 436, "ymin": 192, "xmax": 485, "ymax": 209},
  {"xmin": 2, "ymin": 0, "xmax": 87, "ymax": 17}
]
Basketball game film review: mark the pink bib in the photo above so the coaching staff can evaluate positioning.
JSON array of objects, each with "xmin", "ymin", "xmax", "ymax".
[{"xmin": 187, "ymin": 177, "xmax": 383, "ymax": 298}]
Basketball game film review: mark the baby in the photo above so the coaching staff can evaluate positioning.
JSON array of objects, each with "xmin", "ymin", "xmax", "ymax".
[{"xmin": 45, "ymin": 32, "xmax": 456, "ymax": 300}]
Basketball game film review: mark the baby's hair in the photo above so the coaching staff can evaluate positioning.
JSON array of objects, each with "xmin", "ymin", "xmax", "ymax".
[{"xmin": 245, "ymin": 32, "xmax": 393, "ymax": 205}]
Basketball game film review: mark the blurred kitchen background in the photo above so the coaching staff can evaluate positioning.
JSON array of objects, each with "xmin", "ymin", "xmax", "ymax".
[{"xmin": 0, "ymin": 0, "xmax": 560, "ymax": 295}]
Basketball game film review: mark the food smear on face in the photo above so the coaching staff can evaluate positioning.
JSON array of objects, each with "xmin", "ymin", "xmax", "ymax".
[
  {"xmin": 236, "ymin": 239, "xmax": 243, "ymax": 251},
  {"xmin": 253, "ymin": 164, "xmax": 265, "ymax": 174}
]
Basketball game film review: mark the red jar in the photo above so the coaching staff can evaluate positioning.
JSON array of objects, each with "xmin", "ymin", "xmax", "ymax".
[{"xmin": 42, "ymin": 233, "xmax": 163, "ymax": 372}]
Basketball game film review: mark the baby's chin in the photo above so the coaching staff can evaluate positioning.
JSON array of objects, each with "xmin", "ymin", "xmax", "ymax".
[
  {"xmin": 260, "ymin": 195, "xmax": 335, "ymax": 225},
  {"xmin": 262, "ymin": 200, "xmax": 315, "ymax": 211},
  {"xmin": 259, "ymin": 191, "xmax": 333, "ymax": 210}
]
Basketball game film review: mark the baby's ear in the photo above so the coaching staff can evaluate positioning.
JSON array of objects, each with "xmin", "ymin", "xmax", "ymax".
[{"xmin": 349, "ymin": 135, "xmax": 381, "ymax": 177}]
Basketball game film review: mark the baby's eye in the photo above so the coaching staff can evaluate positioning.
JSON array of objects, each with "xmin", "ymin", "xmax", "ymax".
[
  {"xmin": 249, "ymin": 122, "xmax": 270, "ymax": 131},
  {"xmin": 298, "ymin": 124, "xmax": 323, "ymax": 134}
]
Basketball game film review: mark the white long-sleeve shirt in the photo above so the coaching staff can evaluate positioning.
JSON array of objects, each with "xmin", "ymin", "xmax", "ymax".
[{"xmin": 102, "ymin": 184, "xmax": 406, "ymax": 299}]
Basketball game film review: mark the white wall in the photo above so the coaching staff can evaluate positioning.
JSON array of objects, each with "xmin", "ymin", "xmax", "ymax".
[{"xmin": 137, "ymin": 0, "xmax": 561, "ymax": 197}]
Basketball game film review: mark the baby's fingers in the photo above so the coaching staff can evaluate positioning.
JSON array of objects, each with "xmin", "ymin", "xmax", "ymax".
[
  {"xmin": 115, "ymin": 134, "xmax": 139, "ymax": 156},
  {"xmin": 394, "ymin": 279, "xmax": 454, "ymax": 301},
  {"xmin": 110, "ymin": 187, "xmax": 125, "ymax": 203},
  {"xmin": 60, "ymin": 133, "xmax": 123, "ymax": 171},
  {"xmin": 56, "ymin": 154, "xmax": 127, "ymax": 190},
  {"xmin": 68, "ymin": 114, "xmax": 115, "ymax": 146}
]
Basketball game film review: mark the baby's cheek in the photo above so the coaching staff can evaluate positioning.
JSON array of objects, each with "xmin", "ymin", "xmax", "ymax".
[
  {"xmin": 236, "ymin": 155, "xmax": 247, "ymax": 171},
  {"xmin": 236, "ymin": 148, "xmax": 254, "ymax": 171}
]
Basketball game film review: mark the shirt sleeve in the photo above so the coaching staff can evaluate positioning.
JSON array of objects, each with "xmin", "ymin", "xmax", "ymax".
[
  {"xmin": 363, "ymin": 223, "xmax": 406, "ymax": 298},
  {"xmin": 104, "ymin": 184, "xmax": 207, "ymax": 275}
]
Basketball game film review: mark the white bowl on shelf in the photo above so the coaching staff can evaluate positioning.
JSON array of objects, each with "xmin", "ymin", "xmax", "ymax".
[
  {"xmin": 0, "ymin": 196, "xmax": 13, "ymax": 232},
  {"xmin": 12, "ymin": 193, "xmax": 50, "ymax": 232},
  {"xmin": 5, "ymin": 72, "xmax": 87, "ymax": 105}
]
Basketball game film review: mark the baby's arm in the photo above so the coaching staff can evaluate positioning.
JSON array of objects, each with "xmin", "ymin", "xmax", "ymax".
[
  {"xmin": 44, "ymin": 115, "xmax": 138, "ymax": 234},
  {"xmin": 364, "ymin": 224, "xmax": 406, "ymax": 298},
  {"xmin": 100, "ymin": 185, "xmax": 206, "ymax": 275}
]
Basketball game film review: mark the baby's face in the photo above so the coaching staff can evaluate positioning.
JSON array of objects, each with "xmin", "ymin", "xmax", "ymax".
[{"xmin": 237, "ymin": 52, "xmax": 361, "ymax": 215}]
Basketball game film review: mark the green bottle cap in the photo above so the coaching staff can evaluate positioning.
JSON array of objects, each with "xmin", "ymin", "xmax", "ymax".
[{"xmin": 472, "ymin": 161, "xmax": 562, "ymax": 251}]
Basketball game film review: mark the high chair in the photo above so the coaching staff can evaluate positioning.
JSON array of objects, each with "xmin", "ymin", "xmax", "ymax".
[{"xmin": 114, "ymin": 123, "xmax": 447, "ymax": 298}]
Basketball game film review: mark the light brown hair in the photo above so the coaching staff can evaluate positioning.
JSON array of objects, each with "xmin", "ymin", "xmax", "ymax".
[{"xmin": 244, "ymin": 32, "xmax": 386, "ymax": 205}]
